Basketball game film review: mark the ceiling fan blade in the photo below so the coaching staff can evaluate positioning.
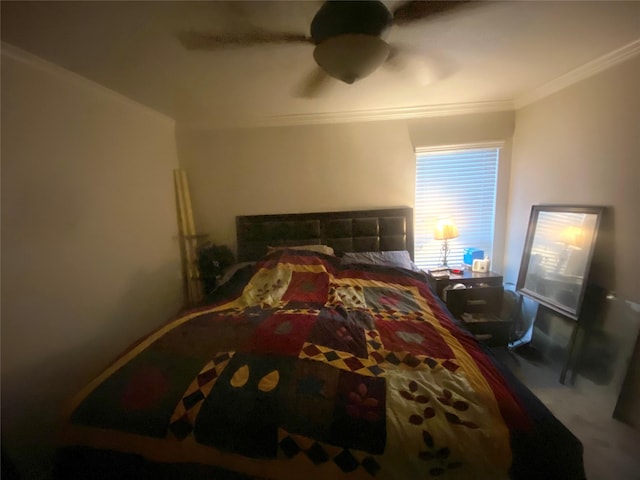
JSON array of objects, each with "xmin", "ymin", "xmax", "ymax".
[
  {"xmin": 178, "ymin": 31, "xmax": 313, "ymax": 50},
  {"xmin": 293, "ymin": 67, "xmax": 333, "ymax": 98},
  {"xmin": 392, "ymin": 1, "xmax": 473, "ymax": 25},
  {"xmin": 384, "ymin": 44, "xmax": 456, "ymax": 86}
]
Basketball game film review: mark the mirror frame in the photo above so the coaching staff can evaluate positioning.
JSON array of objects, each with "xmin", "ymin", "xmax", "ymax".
[{"xmin": 516, "ymin": 205, "xmax": 604, "ymax": 320}]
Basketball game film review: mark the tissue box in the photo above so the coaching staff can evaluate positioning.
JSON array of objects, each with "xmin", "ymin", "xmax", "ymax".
[{"xmin": 463, "ymin": 248, "xmax": 484, "ymax": 266}]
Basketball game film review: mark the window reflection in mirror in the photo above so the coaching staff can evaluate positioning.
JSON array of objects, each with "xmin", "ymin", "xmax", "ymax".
[{"xmin": 517, "ymin": 206, "xmax": 603, "ymax": 319}]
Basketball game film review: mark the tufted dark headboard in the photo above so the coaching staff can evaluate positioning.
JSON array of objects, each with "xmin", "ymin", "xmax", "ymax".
[{"xmin": 236, "ymin": 207, "xmax": 414, "ymax": 262}]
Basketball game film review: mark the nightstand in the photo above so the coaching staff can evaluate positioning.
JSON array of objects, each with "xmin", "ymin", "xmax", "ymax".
[
  {"xmin": 425, "ymin": 270, "xmax": 510, "ymax": 346},
  {"xmin": 425, "ymin": 269, "xmax": 504, "ymax": 298}
]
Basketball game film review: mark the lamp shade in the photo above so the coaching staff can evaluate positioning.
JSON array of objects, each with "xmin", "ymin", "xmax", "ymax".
[
  {"xmin": 313, "ymin": 34, "xmax": 391, "ymax": 84},
  {"xmin": 434, "ymin": 219, "xmax": 459, "ymax": 240}
]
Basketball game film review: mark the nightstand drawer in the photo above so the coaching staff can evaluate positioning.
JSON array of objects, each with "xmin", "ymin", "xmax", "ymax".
[
  {"xmin": 424, "ymin": 269, "xmax": 503, "ymax": 299},
  {"xmin": 461, "ymin": 314, "xmax": 512, "ymax": 347},
  {"xmin": 445, "ymin": 285, "xmax": 504, "ymax": 318}
]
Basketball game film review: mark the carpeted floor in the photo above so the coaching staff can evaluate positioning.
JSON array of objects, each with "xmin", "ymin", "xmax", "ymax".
[{"xmin": 492, "ymin": 346, "xmax": 640, "ymax": 480}]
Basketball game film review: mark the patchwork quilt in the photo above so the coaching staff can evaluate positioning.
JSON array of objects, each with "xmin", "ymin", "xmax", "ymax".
[{"xmin": 57, "ymin": 250, "xmax": 584, "ymax": 480}]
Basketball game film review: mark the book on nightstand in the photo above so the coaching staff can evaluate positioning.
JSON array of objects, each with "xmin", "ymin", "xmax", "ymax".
[
  {"xmin": 428, "ymin": 267, "xmax": 449, "ymax": 272},
  {"xmin": 427, "ymin": 267, "xmax": 450, "ymax": 278}
]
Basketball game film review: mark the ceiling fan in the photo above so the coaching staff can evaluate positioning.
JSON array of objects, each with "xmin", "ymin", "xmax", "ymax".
[{"xmin": 179, "ymin": 1, "xmax": 472, "ymax": 97}]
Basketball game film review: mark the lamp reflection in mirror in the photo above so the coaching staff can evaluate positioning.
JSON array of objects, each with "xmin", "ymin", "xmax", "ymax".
[
  {"xmin": 434, "ymin": 218, "xmax": 458, "ymax": 267},
  {"xmin": 561, "ymin": 226, "xmax": 585, "ymax": 248},
  {"xmin": 558, "ymin": 226, "xmax": 586, "ymax": 274}
]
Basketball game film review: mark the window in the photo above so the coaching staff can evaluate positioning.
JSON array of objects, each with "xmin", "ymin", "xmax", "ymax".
[{"xmin": 414, "ymin": 145, "xmax": 500, "ymax": 269}]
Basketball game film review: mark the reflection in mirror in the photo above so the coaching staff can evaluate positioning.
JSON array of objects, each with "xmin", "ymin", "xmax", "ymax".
[{"xmin": 517, "ymin": 206, "xmax": 603, "ymax": 320}]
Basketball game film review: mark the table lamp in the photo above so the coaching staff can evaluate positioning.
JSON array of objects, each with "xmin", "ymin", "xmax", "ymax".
[{"xmin": 434, "ymin": 219, "xmax": 458, "ymax": 267}]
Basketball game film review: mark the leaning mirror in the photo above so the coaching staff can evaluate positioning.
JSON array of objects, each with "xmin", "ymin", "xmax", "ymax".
[{"xmin": 516, "ymin": 205, "xmax": 604, "ymax": 320}]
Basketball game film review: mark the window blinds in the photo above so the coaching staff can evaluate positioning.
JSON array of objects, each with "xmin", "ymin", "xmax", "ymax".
[{"xmin": 414, "ymin": 147, "xmax": 500, "ymax": 269}]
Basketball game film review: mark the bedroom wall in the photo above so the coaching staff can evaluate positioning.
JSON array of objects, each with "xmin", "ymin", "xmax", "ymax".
[
  {"xmin": 1, "ymin": 47, "xmax": 183, "ymax": 476},
  {"xmin": 176, "ymin": 120, "xmax": 416, "ymax": 250},
  {"xmin": 175, "ymin": 110, "xmax": 514, "ymax": 273},
  {"xmin": 504, "ymin": 55, "xmax": 640, "ymax": 424}
]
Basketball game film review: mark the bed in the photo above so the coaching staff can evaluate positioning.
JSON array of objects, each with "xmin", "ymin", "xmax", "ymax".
[{"xmin": 55, "ymin": 208, "xmax": 585, "ymax": 479}]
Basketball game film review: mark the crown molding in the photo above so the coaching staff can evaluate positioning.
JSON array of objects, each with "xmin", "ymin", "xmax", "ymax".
[
  {"xmin": 515, "ymin": 38, "xmax": 640, "ymax": 109},
  {"xmin": 1, "ymin": 42, "xmax": 175, "ymax": 125},
  {"xmin": 255, "ymin": 38, "xmax": 640, "ymax": 127},
  {"xmin": 6, "ymin": 34, "xmax": 636, "ymax": 130},
  {"xmin": 255, "ymin": 100, "xmax": 515, "ymax": 128},
  {"xmin": 256, "ymin": 38, "xmax": 640, "ymax": 127}
]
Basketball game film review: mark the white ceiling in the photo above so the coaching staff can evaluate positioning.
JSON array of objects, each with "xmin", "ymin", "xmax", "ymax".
[{"xmin": 2, "ymin": 1, "xmax": 639, "ymax": 127}]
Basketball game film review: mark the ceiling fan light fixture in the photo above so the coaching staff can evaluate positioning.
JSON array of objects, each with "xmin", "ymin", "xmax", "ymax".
[{"xmin": 313, "ymin": 34, "xmax": 390, "ymax": 84}]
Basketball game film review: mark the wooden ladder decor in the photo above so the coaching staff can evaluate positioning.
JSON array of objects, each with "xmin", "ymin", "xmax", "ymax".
[{"xmin": 174, "ymin": 168, "xmax": 204, "ymax": 306}]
